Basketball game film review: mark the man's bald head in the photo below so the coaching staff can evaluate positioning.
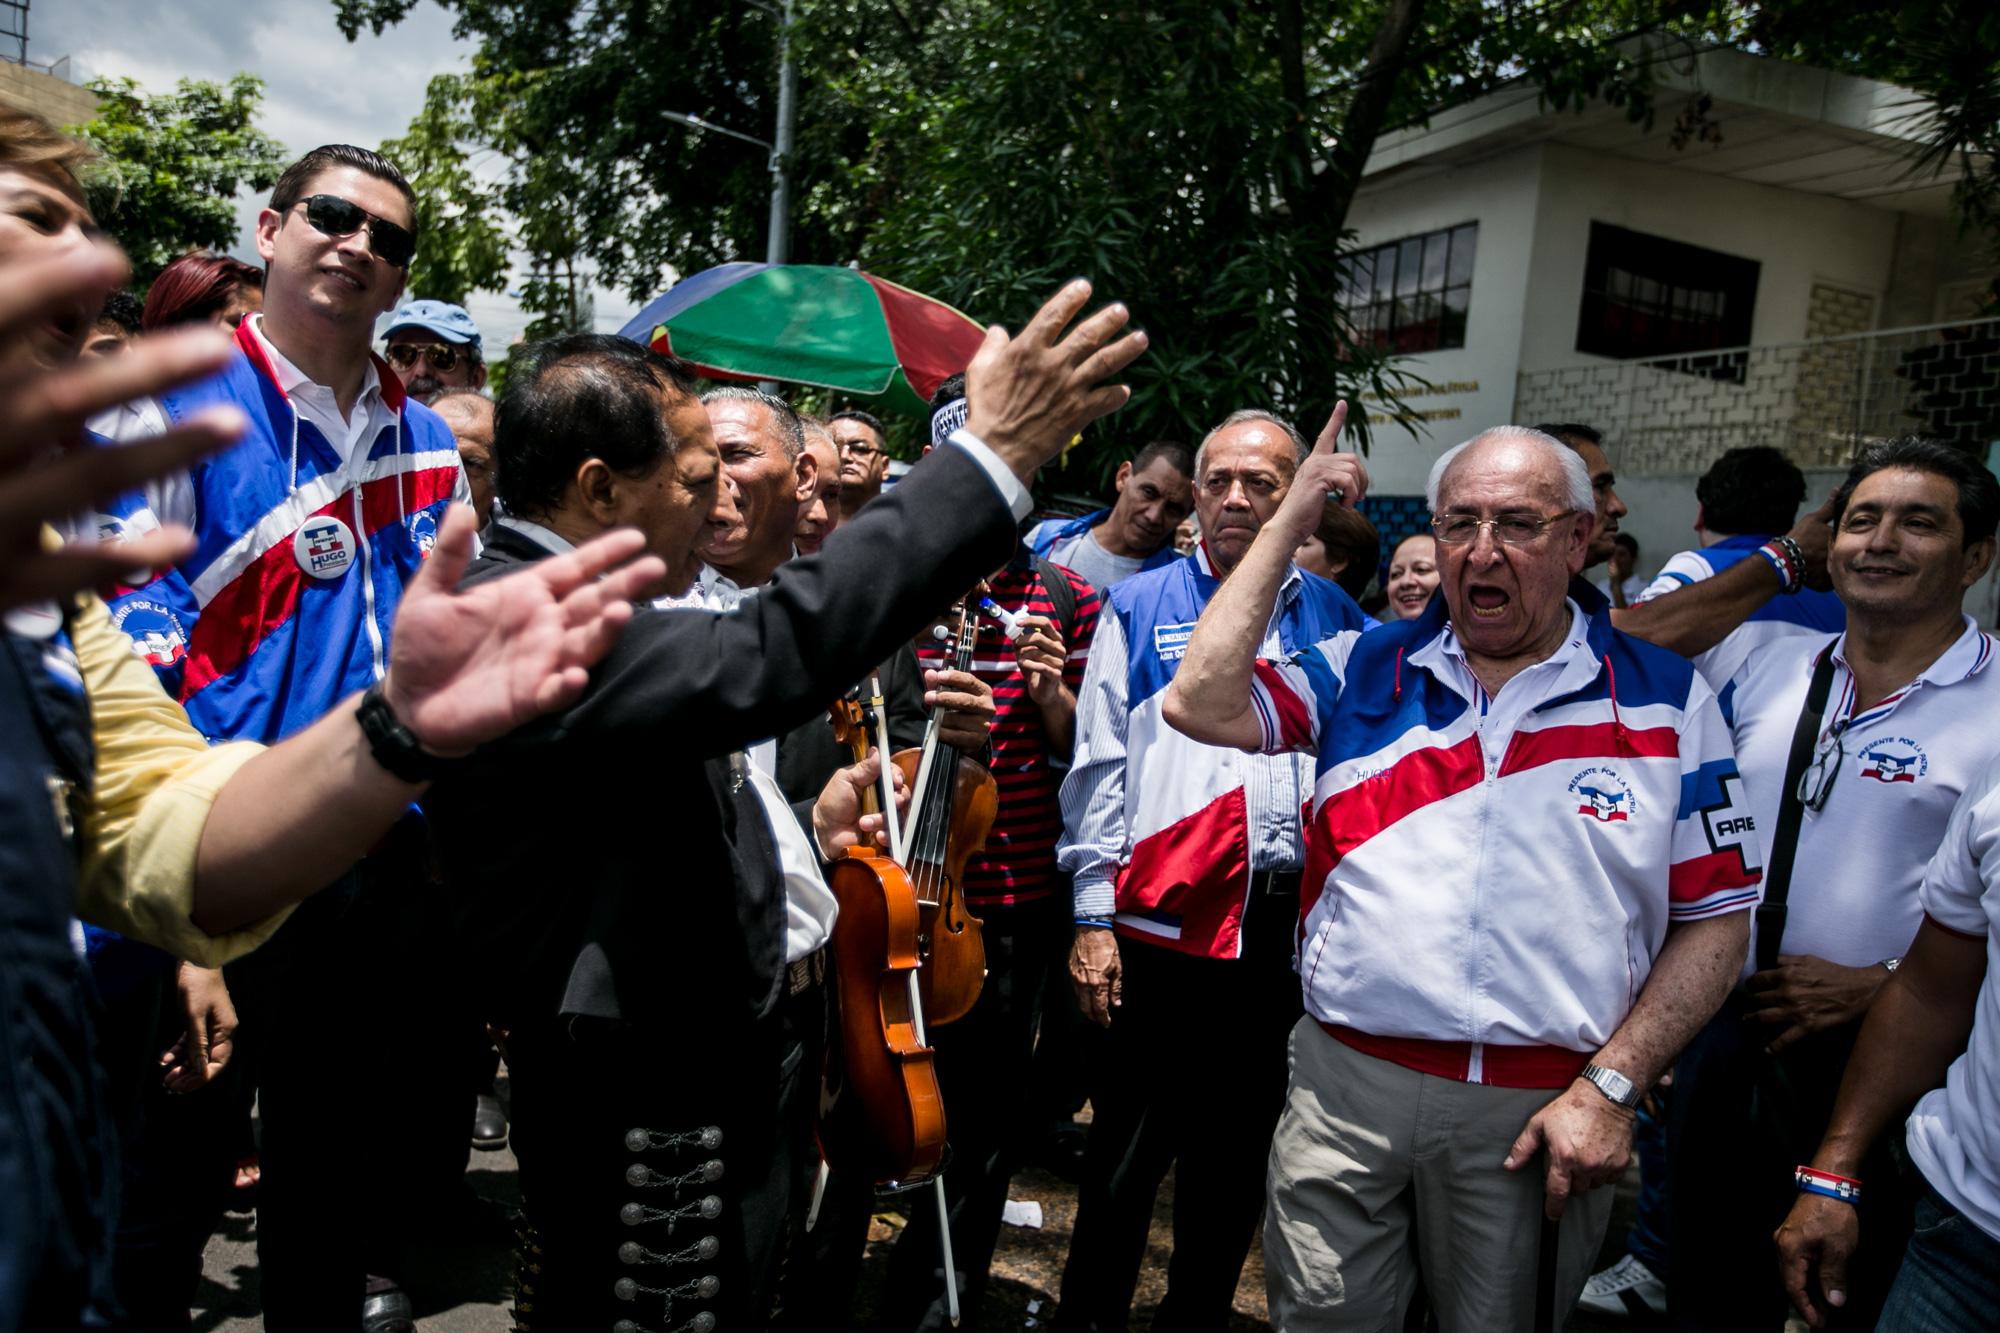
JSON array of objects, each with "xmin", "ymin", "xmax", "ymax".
[{"xmin": 434, "ymin": 391, "xmax": 497, "ymax": 526}]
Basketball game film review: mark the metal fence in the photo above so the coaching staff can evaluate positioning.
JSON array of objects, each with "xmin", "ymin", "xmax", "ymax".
[{"xmin": 1514, "ymin": 317, "xmax": 2000, "ymax": 474}]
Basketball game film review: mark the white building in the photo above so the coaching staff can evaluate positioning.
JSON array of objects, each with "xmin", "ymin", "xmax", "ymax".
[{"xmin": 1347, "ymin": 47, "xmax": 1999, "ymax": 606}]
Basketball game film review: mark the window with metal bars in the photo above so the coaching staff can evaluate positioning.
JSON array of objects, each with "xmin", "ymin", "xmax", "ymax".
[{"xmin": 1339, "ymin": 222, "xmax": 1477, "ymax": 355}]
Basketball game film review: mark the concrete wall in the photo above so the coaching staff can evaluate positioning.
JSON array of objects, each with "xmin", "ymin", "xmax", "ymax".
[
  {"xmin": 1519, "ymin": 143, "xmax": 1902, "ymax": 371},
  {"xmin": 0, "ymin": 62, "xmax": 99, "ymax": 129},
  {"xmin": 1347, "ymin": 145, "xmax": 1549, "ymax": 495}
]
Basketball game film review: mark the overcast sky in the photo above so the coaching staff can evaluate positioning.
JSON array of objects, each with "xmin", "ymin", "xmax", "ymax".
[{"xmin": 33, "ymin": 0, "xmax": 638, "ymax": 350}]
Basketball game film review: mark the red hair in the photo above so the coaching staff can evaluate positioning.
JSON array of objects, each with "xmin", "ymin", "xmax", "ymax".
[{"xmin": 142, "ymin": 253, "xmax": 264, "ymax": 331}]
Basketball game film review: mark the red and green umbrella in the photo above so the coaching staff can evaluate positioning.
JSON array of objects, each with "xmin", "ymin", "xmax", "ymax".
[{"xmin": 618, "ymin": 262, "xmax": 985, "ymax": 416}]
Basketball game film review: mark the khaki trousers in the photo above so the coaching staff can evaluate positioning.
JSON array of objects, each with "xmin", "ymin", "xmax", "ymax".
[{"xmin": 1264, "ymin": 1019, "xmax": 1613, "ymax": 1332}]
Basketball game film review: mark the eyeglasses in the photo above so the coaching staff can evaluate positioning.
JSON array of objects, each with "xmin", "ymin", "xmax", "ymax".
[
  {"xmin": 1798, "ymin": 725, "xmax": 1846, "ymax": 812},
  {"xmin": 296, "ymin": 194, "xmax": 416, "ymax": 268},
  {"xmin": 838, "ymin": 438, "xmax": 882, "ymax": 460},
  {"xmin": 385, "ymin": 342, "xmax": 465, "ymax": 373},
  {"xmin": 1431, "ymin": 510, "xmax": 1576, "ymax": 545}
]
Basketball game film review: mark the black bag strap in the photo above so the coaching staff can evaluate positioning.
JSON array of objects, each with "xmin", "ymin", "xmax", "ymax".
[
  {"xmin": 1035, "ymin": 556, "xmax": 1079, "ymax": 641},
  {"xmin": 1755, "ymin": 647, "xmax": 1839, "ymax": 972}
]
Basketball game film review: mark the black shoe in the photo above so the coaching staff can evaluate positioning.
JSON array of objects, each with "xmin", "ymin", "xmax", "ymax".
[
  {"xmin": 362, "ymin": 1277, "xmax": 415, "ymax": 1333},
  {"xmin": 1037, "ymin": 1124, "xmax": 1088, "ymax": 1183},
  {"xmin": 472, "ymin": 1092, "xmax": 508, "ymax": 1150}
]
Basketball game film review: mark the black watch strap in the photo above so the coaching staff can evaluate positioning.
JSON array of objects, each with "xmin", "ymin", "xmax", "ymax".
[{"xmin": 356, "ymin": 682, "xmax": 444, "ymax": 783}]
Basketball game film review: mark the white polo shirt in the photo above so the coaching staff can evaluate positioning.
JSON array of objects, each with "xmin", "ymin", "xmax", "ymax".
[
  {"xmin": 1905, "ymin": 754, "xmax": 2000, "ymax": 1243},
  {"xmin": 1724, "ymin": 617, "xmax": 2000, "ymax": 973}
]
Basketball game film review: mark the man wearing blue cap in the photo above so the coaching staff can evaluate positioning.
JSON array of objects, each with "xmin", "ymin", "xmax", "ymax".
[{"xmin": 383, "ymin": 298, "xmax": 486, "ymax": 404}]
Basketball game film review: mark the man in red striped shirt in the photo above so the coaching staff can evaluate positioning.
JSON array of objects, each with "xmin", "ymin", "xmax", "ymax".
[{"xmin": 876, "ymin": 385, "xmax": 1102, "ymax": 1332}]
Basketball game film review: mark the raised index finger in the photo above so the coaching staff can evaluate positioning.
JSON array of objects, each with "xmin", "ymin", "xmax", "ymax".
[{"xmin": 1313, "ymin": 400, "xmax": 1349, "ymax": 455}]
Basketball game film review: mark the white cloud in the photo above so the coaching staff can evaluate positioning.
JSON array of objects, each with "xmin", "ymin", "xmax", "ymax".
[{"xmin": 34, "ymin": 0, "xmax": 638, "ymax": 352}]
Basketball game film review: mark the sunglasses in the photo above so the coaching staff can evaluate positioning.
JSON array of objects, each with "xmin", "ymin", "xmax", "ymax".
[
  {"xmin": 385, "ymin": 342, "xmax": 465, "ymax": 373},
  {"xmin": 296, "ymin": 194, "xmax": 416, "ymax": 268},
  {"xmin": 1798, "ymin": 724, "xmax": 1847, "ymax": 812}
]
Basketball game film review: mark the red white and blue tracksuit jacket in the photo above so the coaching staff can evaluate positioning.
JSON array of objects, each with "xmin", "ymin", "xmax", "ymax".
[
  {"xmin": 97, "ymin": 320, "xmax": 463, "ymax": 743},
  {"xmin": 1246, "ymin": 589, "xmax": 1762, "ymax": 1085},
  {"xmin": 1058, "ymin": 545, "xmax": 1368, "ymax": 959}
]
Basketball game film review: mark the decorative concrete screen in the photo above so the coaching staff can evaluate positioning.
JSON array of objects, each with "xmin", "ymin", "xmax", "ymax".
[{"xmin": 1515, "ymin": 316, "xmax": 2000, "ymax": 474}]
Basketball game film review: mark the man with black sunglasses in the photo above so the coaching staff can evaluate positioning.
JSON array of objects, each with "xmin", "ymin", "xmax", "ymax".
[
  {"xmin": 1666, "ymin": 438, "xmax": 2000, "ymax": 1333},
  {"xmin": 94, "ymin": 143, "xmax": 480, "ymax": 1333}
]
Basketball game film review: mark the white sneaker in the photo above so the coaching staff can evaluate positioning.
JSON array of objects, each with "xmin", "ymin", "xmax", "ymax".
[{"xmin": 1577, "ymin": 1253, "xmax": 1666, "ymax": 1318}]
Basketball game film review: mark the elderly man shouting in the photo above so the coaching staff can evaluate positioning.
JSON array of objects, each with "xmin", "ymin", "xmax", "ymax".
[{"xmin": 1165, "ymin": 416, "xmax": 1759, "ymax": 1330}]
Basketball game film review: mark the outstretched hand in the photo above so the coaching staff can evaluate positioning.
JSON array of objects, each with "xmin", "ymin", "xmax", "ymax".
[
  {"xmin": 1273, "ymin": 401, "xmax": 1371, "ymax": 547},
  {"xmin": 964, "ymin": 279, "xmax": 1150, "ymax": 482},
  {"xmin": 0, "ymin": 241, "xmax": 245, "ymax": 610},
  {"xmin": 383, "ymin": 506, "xmax": 666, "ymax": 755}
]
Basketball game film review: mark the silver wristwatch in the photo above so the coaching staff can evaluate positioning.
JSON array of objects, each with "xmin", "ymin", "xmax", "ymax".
[{"xmin": 1581, "ymin": 1063, "xmax": 1643, "ymax": 1110}]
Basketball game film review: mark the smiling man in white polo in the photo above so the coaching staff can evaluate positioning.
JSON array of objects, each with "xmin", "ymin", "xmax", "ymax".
[
  {"xmin": 1166, "ymin": 417, "xmax": 1758, "ymax": 1331},
  {"xmin": 1667, "ymin": 436, "xmax": 2000, "ymax": 1333}
]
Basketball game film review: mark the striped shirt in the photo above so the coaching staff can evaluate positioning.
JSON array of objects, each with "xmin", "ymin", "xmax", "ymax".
[{"xmin": 916, "ymin": 558, "xmax": 1099, "ymax": 908}]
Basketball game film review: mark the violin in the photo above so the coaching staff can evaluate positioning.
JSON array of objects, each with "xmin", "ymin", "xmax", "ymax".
[
  {"xmin": 895, "ymin": 597, "xmax": 997, "ymax": 1026},
  {"xmin": 819, "ymin": 677, "xmax": 948, "ymax": 1187}
]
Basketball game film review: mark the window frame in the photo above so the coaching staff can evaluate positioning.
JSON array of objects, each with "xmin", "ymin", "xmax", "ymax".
[{"xmin": 1339, "ymin": 221, "xmax": 1478, "ymax": 355}]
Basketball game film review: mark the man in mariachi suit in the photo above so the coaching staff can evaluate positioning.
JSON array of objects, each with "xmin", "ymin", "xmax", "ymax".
[
  {"xmin": 97, "ymin": 144, "xmax": 473, "ymax": 1331},
  {"xmin": 1053, "ymin": 409, "xmax": 1368, "ymax": 1332}
]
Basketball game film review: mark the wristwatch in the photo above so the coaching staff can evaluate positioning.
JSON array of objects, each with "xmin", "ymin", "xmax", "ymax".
[
  {"xmin": 1580, "ymin": 1063, "xmax": 1644, "ymax": 1110},
  {"xmin": 356, "ymin": 681, "xmax": 447, "ymax": 783}
]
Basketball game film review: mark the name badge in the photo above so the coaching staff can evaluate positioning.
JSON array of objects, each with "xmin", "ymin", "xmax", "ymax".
[{"xmin": 1154, "ymin": 621, "xmax": 1196, "ymax": 661}]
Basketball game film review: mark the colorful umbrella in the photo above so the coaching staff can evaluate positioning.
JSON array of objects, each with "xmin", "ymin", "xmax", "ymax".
[{"xmin": 618, "ymin": 263, "xmax": 986, "ymax": 416}]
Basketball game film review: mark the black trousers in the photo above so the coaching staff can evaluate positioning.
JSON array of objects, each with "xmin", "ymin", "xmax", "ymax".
[
  {"xmin": 254, "ymin": 834, "xmax": 483, "ymax": 1331},
  {"xmin": 98, "ymin": 959, "xmax": 247, "ymax": 1333},
  {"xmin": 507, "ymin": 973, "xmax": 825, "ymax": 1331},
  {"xmin": 879, "ymin": 899, "xmax": 1067, "ymax": 1332},
  {"xmin": 1053, "ymin": 892, "xmax": 1301, "ymax": 1333},
  {"xmin": 1665, "ymin": 990, "xmax": 1915, "ymax": 1333}
]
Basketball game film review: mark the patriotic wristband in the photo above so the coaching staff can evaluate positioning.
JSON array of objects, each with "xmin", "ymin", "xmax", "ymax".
[
  {"xmin": 1795, "ymin": 1166, "xmax": 1862, "ymax": 1205},
  {"xmin": 1757, "ymin": 540, "xmax": 1801, "ymax": 594},
  {"xmin": 1075, "ymin": 918, "xmax": 1114, "ymax": 929}
]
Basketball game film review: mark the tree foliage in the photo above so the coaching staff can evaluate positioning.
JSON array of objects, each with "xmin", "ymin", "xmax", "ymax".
[
  {"xmin": 337, "ymin": 0, "xmax": 2000, "ymax": 479},
  {"xmin": 68, "ymin": 75, "xmax": 288, "ymax": 285},
  {"xmin": 379, "ymin": 73, "xmax": 512, "ymax": 306}
]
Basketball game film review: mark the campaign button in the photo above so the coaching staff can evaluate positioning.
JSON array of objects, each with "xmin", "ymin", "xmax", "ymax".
[{"xmin": 295, "ymin": 516, "xmax": 357, "ymax": 580}]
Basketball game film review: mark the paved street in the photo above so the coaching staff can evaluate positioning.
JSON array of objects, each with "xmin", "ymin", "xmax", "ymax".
[{"xmin": 196, "ymin": 1087, "xmax": 1671, "ymax": 1331}]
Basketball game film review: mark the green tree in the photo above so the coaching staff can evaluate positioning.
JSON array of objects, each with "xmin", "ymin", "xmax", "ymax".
[
  {"xmin": 335, "ymin": 1, "xmax": 1999, "ymax": 480},
  {"xmin": 68, "ymin": 74, "xmax": 287, "ymax": 284},
  {"xmin": 379, "ymin": 72, "xmax": 511, "ymax": 306}
]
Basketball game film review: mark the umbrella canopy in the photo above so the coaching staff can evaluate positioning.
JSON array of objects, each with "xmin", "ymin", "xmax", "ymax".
[{"xmin": 618, "ymin": 263, "xmax": 985, "ymax": 417}]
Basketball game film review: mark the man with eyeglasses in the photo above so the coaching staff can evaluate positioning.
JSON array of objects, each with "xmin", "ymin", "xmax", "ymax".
[
  {"xmin": 1052, "ymin": 408, "xmax": 1367, "ymax": 1333},
  {"xmin": 830, "ymin": 407, "xmax": 892, "ymax": 518},
  {"xmin": 95, "ymin": 143, "xmax": 479, "ymax": 1332},
  {"xmin": 382, "ymin": 298, "xmax": 486, "ymax": 404},
  {"xmin": 1665, "ymin": 437, "xmax": 2000, "ymax": 1333},
  {"xmin": 1167, "ymin": 421, "xmax": 1757, "ymax": 1331}
]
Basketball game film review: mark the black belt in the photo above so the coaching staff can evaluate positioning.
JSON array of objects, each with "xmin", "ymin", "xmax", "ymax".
[
  {"xmin": 1254, "ymin": 869, "xmax": 1303, "ymax": 897},
  {"xmin": 786, "ymin": 950, "xmax": 827, "ymax": 997}
]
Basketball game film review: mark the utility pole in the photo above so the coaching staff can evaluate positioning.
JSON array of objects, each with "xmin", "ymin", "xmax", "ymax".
[{"xmin": 764, "ymin": 0, "xmax": 797, "ymax": 266}]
